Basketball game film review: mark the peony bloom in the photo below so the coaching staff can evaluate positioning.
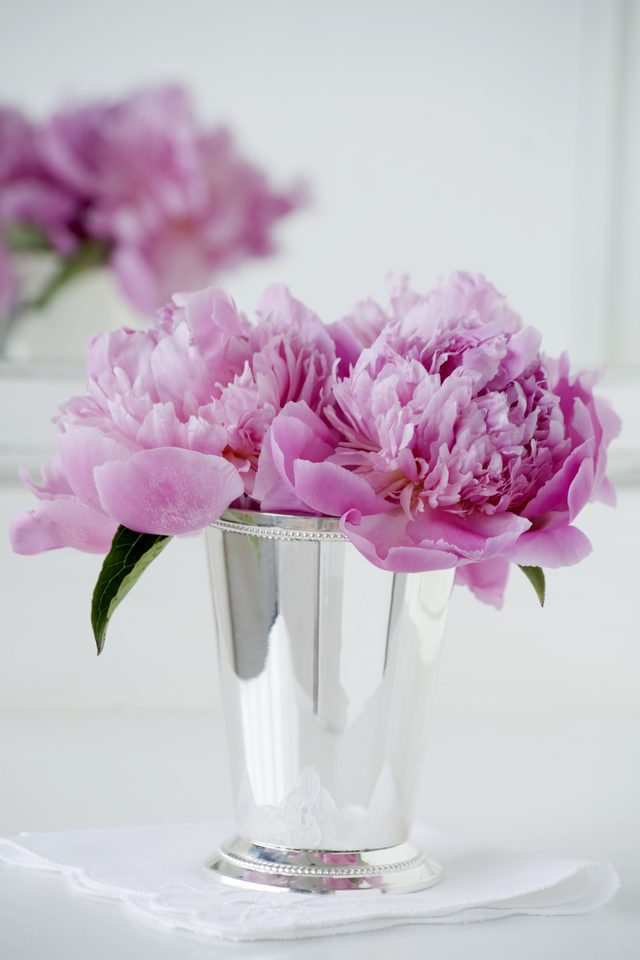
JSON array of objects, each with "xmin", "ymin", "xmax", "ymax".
[
  {"xmin": 36, "ymin": 87, "xmax": 301, "ymax": 312},
  {"xmin": 263, "ymin": 272, "xmax": 621, "ymax": 606},
  {"xmin": 10, "ymin": 272, "xmax": 620, "ymax": 613},
  {"xmin": 10, "ymin": 285, "xmax": 336, "ymax": 553},
  {"xmin": 1, "ymin": 88, "xmax": 302, "ymax": 322}
]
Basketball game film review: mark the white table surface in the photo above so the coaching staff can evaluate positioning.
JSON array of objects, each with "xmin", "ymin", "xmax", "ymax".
[{"xmin": 1, "ymin": 706, "xmax": 638, "ymax": 959}]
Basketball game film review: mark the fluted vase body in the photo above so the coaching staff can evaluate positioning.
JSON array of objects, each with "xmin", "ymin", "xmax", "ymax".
[{"xmin": 204, "ymin": 509, "xmax": 453, "ymax": 893}]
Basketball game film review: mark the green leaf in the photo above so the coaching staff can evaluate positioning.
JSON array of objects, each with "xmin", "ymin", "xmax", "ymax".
[
  {"xmin": 91, "ymin": 526, "xmax": 171, "ymax": 655},
  {"xmin": 30, "ymin": 238, "xmax": 111, "ymax": 312},
  {"xmin": 518, "ymin": 565, "xmax": 545, "ymax": 606}
]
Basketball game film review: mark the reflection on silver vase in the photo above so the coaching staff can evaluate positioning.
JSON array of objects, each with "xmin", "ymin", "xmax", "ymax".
[{"xmin": 204, "ymin": 509, "xmax": 453, "ymax": 893}]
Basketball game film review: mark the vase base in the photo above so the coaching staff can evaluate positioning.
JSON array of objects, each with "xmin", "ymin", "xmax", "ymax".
[{"xmin": 204, "ymin": 836, "xmax": 442, "ymax": 894}]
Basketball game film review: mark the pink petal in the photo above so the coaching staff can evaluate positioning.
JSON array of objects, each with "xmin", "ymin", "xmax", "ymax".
[
  {"xmin": 595, "ymin": 395, "xmax": 623, "ymax": 447},
  {"xmin": 501, "ymin": 326, "xmax": 542, "ymax": 381},
  {"xmin": 58, "ymin": 427, "xmax": 133, "ymax": 511},
  {"xmin": 149, "ymin": 323, "xmax": 207, "ymax": 409},
  {"xmin": 455, "ymin": 557, "xmax": 510, "ymax": 609},
  {"xmin": 94, "ymin": 447, "xmax": 244, "ymax": 535},
  {"xmin": 86, "ymin": 326, "xmax": 155, "ymax": 387},
  {"xmin": 567, "ymin": 457, "xmax": 595, "ymax": 522},
  {"xmin": 293, "ymin": 460, "xmax": 394, "ymax": 517},
  {"xmin": 269, "ymin": 404, "xmax": 337, "ymax": 487},
  {"xmin": 592, "ymin": 396, "xmax": 622, "ymax": 498},
  {"xmin": 256, "ymin": 284, "xmax": 317, "ymax": 328},
  {"xmin": 340, "ymin": 509, "xmax": 460, "ymax": 572},
  {"xmin": 341, "ymin": 507, "xmax": 529, "ymax": 573},
  {"xmin": 506, "ymin": 525, "xmax": 592, "ymax": 568},
  {"xmin": 183, "ymin": 286, "xmax": 248, "ymax": 349},
  {"xmin": 594, "ymin": 474, "xmax": 617, "ymax": 507},
  {"xmin": 18, "ymin": 456, "xmax": 73, "ymax": 499},
  {"xmin": 10, "ymin": 499, "xmax": 117, "ymax": 555},
  {"xmin": 522, "ymin": 441, "xmax": 593, "ymax": 521},
  {"xmin": 275, "ymin": 400, "xmax": 337, "ymax": 448},
  {"xmin": 252, "ymin": 436, "xmax": 313, "ymax": 514},
  {"xmin": 415, "ymin": 509, "xmax": 531, "ymax": 560},
  {"xmin": 136, "ymin": 403, "xmax": 192, "ymax": 449}
]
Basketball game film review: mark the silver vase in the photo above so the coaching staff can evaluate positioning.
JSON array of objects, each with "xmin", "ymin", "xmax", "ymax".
[{"xmin": 204, "ymin": 509, "xmax": 453, "ymax": 894}]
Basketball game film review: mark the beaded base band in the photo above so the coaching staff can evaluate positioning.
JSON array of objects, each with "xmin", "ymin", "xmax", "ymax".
[{"xmin": 205, "ymin": 836, "xmax": 442, "ymax": 894}]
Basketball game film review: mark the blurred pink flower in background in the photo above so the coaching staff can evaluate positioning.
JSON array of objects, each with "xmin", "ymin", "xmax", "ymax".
[{"xmin": 0, "ymin": 87, "xmax": 302, "ymax": 323}]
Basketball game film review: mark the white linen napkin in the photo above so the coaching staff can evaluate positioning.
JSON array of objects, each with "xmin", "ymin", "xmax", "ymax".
[{"xmin": 0, "ymin": 821, "xmax": 618, "ymax": 941}]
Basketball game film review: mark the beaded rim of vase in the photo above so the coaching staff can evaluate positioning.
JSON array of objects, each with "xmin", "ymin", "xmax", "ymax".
[{"xmin": 211, "ymin": 508, "xmax": 347, "ymax": 543}]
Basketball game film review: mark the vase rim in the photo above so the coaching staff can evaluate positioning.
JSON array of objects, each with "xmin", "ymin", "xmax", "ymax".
[{"xmin": 212, "ymin": 507, "xmax": 347, "ymax": 540}]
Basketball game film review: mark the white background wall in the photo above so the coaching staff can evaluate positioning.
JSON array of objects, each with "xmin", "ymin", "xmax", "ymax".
[{"xmin": 0, "ymin": 0, "xmax": 638, "ymax": 713}]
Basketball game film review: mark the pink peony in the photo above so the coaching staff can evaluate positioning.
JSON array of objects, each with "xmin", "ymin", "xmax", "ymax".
[
  {"xmin": 10, "ymin": 285, "xmax": 335, "ymax": 553},
  {"xmin": 36, "ymin": 87, "xmax": 301, "ymax": 312},
  {"xmin": 1, "ymin": 88, "xmax": 301, "ymax": 321},
  {"xmin": 10, "ymin": 272, "xmax": 620, "ymax": 613},
  {"xmin": 262, "ymin": 273, "xmax": 620, "ymax": 606}
]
